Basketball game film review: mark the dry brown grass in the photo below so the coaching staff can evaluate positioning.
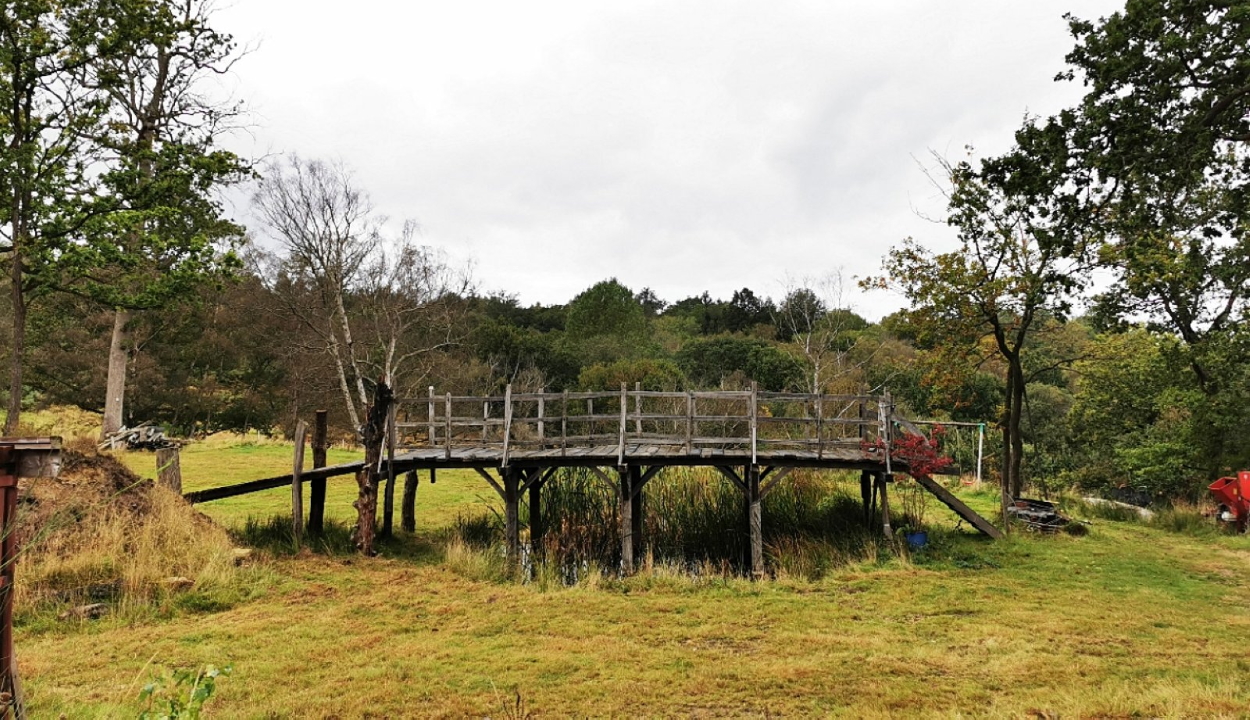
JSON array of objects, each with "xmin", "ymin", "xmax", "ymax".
[{"xmin": 14, "ymin": 444, "xmax": 269, "ymax": 624}]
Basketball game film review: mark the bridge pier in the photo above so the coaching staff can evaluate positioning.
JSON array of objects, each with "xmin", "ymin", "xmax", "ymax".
[
  {"xmin": 504, "ymin": 468, "xmax": 521, "ymax": 571},
  {"xmin": 877, "ymin": 471, "xmax": 893, "ymax": 537},
  {"xmin": 860, "ymin": 470, "xmax": 873, "ymax": 528},
  {"xmin": 619, "ymin": 467, "xmax": 634, "ymax": 574},
  {"xmin": 630, "ymin": 465, "xmax": 643, "ymax": 566},
  {"xmin": 401, "ymin": 470, "xmax": 418, "ymax": 533},
  {"xmin": 748, "ymin": 465, "xmax": 763, "ymax": 578},
  {"xmin": 528, "ymin": 468, "xmax": 543, "ymax": 560}
]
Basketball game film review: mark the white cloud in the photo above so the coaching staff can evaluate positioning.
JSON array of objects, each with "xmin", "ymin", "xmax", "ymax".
[{"xmin": 218, "ymin": 0, "xmax": 1124, "ymax": 318}]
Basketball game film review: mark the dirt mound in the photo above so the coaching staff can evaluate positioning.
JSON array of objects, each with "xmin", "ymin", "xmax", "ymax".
[{"xmin": 17, "ymin": 446, "xmax": 155, "ymax": 545}]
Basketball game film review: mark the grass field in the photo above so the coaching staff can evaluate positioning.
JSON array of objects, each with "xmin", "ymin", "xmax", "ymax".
[{"xmin": 17, "ymin": 435, "xmax": 1250, "ymax": 717}]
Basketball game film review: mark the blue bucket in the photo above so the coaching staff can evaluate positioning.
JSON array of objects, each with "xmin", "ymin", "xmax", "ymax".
[{"xmin": 905, "ymin": 531, "xmax": 928, "ymax": 549}]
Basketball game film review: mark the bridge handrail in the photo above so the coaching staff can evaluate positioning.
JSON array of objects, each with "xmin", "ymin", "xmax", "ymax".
[{"xmin": 390, "ymin": 385, "xmax": 895, "ymax": 468}]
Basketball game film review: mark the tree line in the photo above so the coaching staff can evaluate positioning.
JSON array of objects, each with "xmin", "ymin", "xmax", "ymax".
[{"xmin": 3, "ymin": 0, "xmax": 1248, "ymax": 504}]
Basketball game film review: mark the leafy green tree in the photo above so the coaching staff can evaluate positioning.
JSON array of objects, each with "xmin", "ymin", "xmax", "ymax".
[
  {"xmin": 0, "ymin": 0, "xmax": 112, "ymax": 432},
  {"xmin": 76, "ymin": 0, "xmax": 249, "ymax": 438},
  {"xmin": 871, "ymin": 154, "xmax": 1087, "ymax": 498},
  {"xmin": 1031, "ymin": 0, "xmax": 1250, "ymax": 477},
  {"xmin": 577, "ymin": 358, "xmax": 685, "ymax": 391},
  {"xmin": 564, "ymin": 278, "xmax": 649, "ymax": 364},
  {"xmin": 677, "ymin": 336, "xmax": 802, "ymax": 391}
]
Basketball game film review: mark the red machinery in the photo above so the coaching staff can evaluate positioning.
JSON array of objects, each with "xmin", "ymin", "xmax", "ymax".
[{"xmin": 1209, "ymin": 471, "xmax": 1250, "ymax": 532}]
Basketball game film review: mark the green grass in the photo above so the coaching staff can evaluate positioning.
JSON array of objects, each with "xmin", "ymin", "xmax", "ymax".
[
  {"xmin": 115, "ymin": 439, "xmax": 496, "ymax": 536},
  {"xmin": 18, "ymin": 438, "xmax": 1250, "ymax": 717}
]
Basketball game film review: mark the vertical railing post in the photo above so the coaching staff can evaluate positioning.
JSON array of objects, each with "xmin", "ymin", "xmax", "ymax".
[
  {"xmin": 749, "ymin": 381, "xmax": 758, "ymax": 465},
  {"xmin": 561, "ymin": 390, "xmax": 569, "ymax": 456},
  {"xmin": 634, "ymin": 382, "xmax": 642, "ymax": 436},
  {"xmin": 685, "ymin": 392, "xmax": 694, "ymax": 454},
  {"xmin": 502, "ymin": 384, "xmax": 513, "ymax": 467},
  {"xmin": 537, "ymin": 389, "xmax": 546, "ymax": 447},
  {"xmin": 444, "ymin": 393, "xmax": 453, "ymax": 460},
  {"xmin": 618, "ymin": 383, "xmax": 627, "ymax": 466},
  {"xmin": 427, "ymin": 385, "xmax": 435, "ymax": 446},
  {"xmin": 815, "ymin": 394, "xmax": 824, "ymax": 460}
]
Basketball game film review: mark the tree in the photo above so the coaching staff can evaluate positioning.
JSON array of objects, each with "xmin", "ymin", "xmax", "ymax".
[
  {"xmin": 0, "ymin": 0, "xmax": 110, "ymax": 433},
  {"xmin": 775, "ymin": 274, "xmax": 870, "ymax": 394},
  {"xmin": 870, "ymin": 153, "xmax": 1087, "ymax": 498},
  {"xmin": 78, "ymin": 0, "xmax": 249, "ymax": 438},
  {"xmin": 564, "ymin": 278, "xmax": 649, "ymax": 364},
  {"xmin": 255, "ymin": 155, "xmax": 468, "ymax": 427},
  {"xmin": 254, "ymin": 155, "xmax": 382, "ymax": 430},
  {"xmin": 1034, "ymin": 0, "xmax": 1250, "ymax": 477}
]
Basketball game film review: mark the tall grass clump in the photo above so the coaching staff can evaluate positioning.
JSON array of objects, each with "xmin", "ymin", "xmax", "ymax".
[
  {"xmin": 15, "ymin": 445, "xmax": 270, "ymax": 625},
  {"xmin": 525, "ymin": 467, "xmax": 897, "ymax": 581}
]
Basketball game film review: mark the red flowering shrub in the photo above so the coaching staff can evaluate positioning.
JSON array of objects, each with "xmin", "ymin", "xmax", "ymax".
[{"xmin": 861, "ymin": 424, "xmax": 953, "ymax": 477}]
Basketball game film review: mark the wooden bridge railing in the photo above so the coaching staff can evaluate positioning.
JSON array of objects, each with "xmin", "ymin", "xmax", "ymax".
[{"xmin": 393, "ymin": 385, "xmax": 894, "ymax": 467}]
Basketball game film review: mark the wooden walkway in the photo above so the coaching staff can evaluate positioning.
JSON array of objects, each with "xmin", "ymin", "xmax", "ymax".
[{"xmin": 185, "ymin": 387, "xmax": 1003, "ymax": 574}]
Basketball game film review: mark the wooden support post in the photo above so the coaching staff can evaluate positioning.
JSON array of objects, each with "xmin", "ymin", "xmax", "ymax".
[
  {"xmin": 309, "ymin": 410, "xmax": 328, "ymax": 534},
  {"xmin": 504, "ymin": 468, "xmax": 520, "ymax": 572},
  {"xmin": 860, "ymin": 470, "xmax": 873, "ymax": 527},
  {"xmin": 401, "ymin": 470, "xmax": 418, "ymax": 533},
  {"xmin": 877, "ymin": 471, "xmax": 893, "ymax": 538},
  {"xmin": 381, "ymin": 404, "xmax": 397, "ymax": 539},
  {"xmin": 156, "ymin": 446, "xmax": 182, "ymax": 494},
  {"xmin": 291, "ymin": 421, "xmax": 307, "ymax": 545},
  {"xmin": 629, "ymin": 465, "xmax": 643, "ymax": 563},
  {"xmin": 529, "ymin": 470, "xmax": 543, "ymax": 560},
  {"xmin": 619, "ymin": 466, "xmax": 634, "ymax": 574},
  {"xmin": 748, "ymin": 464, "xmax": 763, "ymax": 578}
]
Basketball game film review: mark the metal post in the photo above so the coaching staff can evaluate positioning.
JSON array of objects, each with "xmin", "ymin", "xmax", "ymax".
[{"xmin": 976, "ymin": 422, "xmax": 985, "ymax": 486}]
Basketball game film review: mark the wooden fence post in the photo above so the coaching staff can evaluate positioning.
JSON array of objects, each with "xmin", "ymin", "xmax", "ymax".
[
  {"xmin": 381, "ymin": 404, "xmax": 397, "ymax": 539},
  {"xmin": 156, "ymin": 447, "xmax": 181, "ymax": 495},
  {"xmin": 291, "ymin": 420, "xmax": 307, "ymax": 545},
  {"xmin": 309, "ymin": 410, "xmax": 328, "ymax": 534}
]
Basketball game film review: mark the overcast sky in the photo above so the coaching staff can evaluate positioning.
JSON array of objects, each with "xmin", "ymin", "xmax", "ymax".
[{"xmin": 216, "ymin": 0, "xmax": 1124, "ymax": 320}]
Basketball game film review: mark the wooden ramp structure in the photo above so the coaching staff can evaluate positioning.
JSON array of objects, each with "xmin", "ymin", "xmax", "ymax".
[{"xmin": 186, "ymin": 386, "xmax": 1002, "ymax": 574}]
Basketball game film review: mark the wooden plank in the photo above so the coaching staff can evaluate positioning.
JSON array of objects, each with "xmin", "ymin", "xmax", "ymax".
[{"xmin": 911, "ymin": 472, "xmax": 1004, "ymax": 539}]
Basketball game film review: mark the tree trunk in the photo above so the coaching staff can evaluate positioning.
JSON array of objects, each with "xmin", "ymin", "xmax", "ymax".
[
  {"xmin": 1008, "ymin": 359, "xmax": 1026, "ymax": 498},
  {"xmin": 5, "ymin": 244, "xmax": 25, "ymax": 435},
  {"xmin": 353, "ymin": 381, "xmax": 392, "ymax": 555},
  {"xmin": 101, "ymin": 308, "xmax": 131, "ymax": 438}
]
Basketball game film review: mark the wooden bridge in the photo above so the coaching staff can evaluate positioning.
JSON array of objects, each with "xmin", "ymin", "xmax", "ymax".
[{"xmin": 186, "ymin": 386, "xmax": 1002, "ymax": 575}]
